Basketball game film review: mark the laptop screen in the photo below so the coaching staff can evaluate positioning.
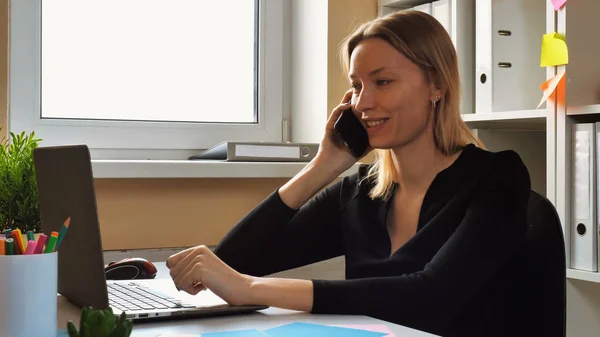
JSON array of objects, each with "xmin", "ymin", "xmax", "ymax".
[{"xmin": 34, "ymin": 145, "xmax": 109, "ymax": 310}]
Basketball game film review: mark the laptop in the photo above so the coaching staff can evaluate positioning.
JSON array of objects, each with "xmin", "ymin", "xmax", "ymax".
[{"xmin": 33, "ymin": 144, "xmax": 268, "ymax": 321}]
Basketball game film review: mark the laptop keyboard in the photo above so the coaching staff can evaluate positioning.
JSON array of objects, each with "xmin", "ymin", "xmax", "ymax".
[{"xmin": 108, "ymin": 282, "xmax": 196, "ymax": 312}]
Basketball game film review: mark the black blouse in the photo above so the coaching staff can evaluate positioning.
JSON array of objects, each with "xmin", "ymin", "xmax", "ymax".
[{"xmin": 214, "ymin": 144, "xmax": 532, "ymax": 337}]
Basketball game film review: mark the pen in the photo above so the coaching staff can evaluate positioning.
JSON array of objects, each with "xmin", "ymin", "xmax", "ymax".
[
  {"xmin": 0, "ymin": 237, "xmax": 5, "ymax": 255},
  {"xmin": 27, "ymin": 231, "xmax": 34, "ymax": 242},
  {"xmin": 5, "ymin": 238, "xmax": 14, "ymax": 255},
  {"xmin": 4, "ymin": 229, "xmax": 11, "ymax": 237},
  {"xmin": 7, "ymin": 232, "xmax": 22, "ymax": 255},
  {"xmin": 12, "ymin": 229, "xmax": 26, "ymax": 255},
  {"xmin": 34, "ymin": 234, "xmax": 48, "ymax": 255},
  {"xmin": 24, "ymin": 240, "xmax": 37, "ymax": 255},
  {"xmin": 44, "ymin": 232, "xmax": 59, "ymax": 253},
  {"xmin": 55, "ymin": 217, "xmax": 71, "ymax": 250}
]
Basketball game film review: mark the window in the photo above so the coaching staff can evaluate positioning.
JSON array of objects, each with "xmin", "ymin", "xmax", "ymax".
[{"xmin": 10, "ymin": 0, "xmax": 285, "ymax": 159}]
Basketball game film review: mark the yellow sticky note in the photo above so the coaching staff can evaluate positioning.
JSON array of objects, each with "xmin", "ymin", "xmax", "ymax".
[{"xmin": 540, "ymin": 32, "xmax": 569, "ymax": 67}]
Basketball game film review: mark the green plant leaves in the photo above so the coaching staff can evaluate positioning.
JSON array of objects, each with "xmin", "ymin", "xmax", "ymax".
[
  {"xmin": 67, "ymin": 307, "xmax": 134, "ymax": 337},
  {"xmin": 0, "ymin": 128, "xmax": 42, "ymax": 232}
]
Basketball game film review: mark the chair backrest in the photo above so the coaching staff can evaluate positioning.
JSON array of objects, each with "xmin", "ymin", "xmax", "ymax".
[{"xmin": 524, "ymin": 190, "xmax": 566, "ymax": 337}]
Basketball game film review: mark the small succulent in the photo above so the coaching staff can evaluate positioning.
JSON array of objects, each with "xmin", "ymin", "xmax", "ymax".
[{"xmin": 67, "ymin": 307, "xmax": 133, "ymax": 337}]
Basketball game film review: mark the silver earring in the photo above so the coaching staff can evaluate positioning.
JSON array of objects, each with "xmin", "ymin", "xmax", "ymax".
[{"xmin": 432, "ymin": 96, "xmax": 440, "ymax": 108}]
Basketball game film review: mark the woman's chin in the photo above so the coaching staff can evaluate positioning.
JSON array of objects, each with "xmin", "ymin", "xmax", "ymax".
[
  {"xmin": 369, "ymin": 141, "xmax": 394, "ymax": 150},
  {"xmin": 368, "ymin": 135, "xmax": 392, "ymax": 148},
  {"xmin": 369, "ymin": 138, "xmax": 407, "ymax": 151}
]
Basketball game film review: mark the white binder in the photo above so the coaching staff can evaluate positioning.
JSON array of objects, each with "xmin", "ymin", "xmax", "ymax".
[
  {"xmin": 188, "ymin": 141, "xmax": 319, "ymax": 162},
  {"xmin": 412, "ymin": 3, "xmax": 432, "ymax": 14},
  {"xmin": 475, "ymin": 0, "xmax": 546, "ymax": 113},
  {"xmin": 596, "ymin": 122, "xmax": 600, "ymax": 272},
  {"xmin": 431, "ymin": 0, "xmax": 474, "ymax": 116},
  {"xmin": 570, "ymin": 123, "xmax": 598, "ymax": 271}
]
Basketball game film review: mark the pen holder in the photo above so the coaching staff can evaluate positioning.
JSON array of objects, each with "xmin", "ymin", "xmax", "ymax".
[{"xmin": 0, "ymin": 252, "xmax": 58, "ymax": 337}]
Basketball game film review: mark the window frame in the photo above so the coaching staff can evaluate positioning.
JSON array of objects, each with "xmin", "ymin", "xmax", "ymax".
[{"xmin": 9, "ymin": 0, "xmax": 285, "ymax": 159}]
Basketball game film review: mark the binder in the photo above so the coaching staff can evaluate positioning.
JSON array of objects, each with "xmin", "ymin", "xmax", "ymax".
[
  {"xmin": 188, "ymin": 141, "xmax": 319, "ymax": 162},
  {"xmin": 412, "ymin": 3, "xmax": 432, "ymax": 14},
  {"xmin": 475, "ymin": 0, "xmax": 546, "ymax": 113},
  {"xmin": 570, "ymin": 123, "xmax": 597, "ymax": 271},
  {"xmin": 431, "ymin": 0, "xmax": 474, "ymax": 116},
  {"xmin": 431, "ymin": 0, "xmax": 450, "ymax": 34},
  {"xmin": 596, "ymin": 122, "xmax": 600, "ymax": 272}
]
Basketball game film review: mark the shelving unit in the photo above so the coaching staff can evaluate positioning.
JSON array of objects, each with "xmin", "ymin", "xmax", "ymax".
[
  {"xmin": 461, "ymin": 110, "xmax": 547, "ymax": 130},
  {"xmin": 567, "ymin": 268, "xmax": 600, "ymax": 284},
  {"xmin": 554, "ymin": 0, "xmax": 600, "ymax": 284},
  {"xmin": 566, "ymin": 104, "xmax": 600, "ymax": 116}
]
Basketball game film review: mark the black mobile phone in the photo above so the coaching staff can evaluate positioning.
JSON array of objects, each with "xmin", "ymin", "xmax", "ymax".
[{"xmin": 333, "ymin": 108, "xmax": 370, "ymax": 158}]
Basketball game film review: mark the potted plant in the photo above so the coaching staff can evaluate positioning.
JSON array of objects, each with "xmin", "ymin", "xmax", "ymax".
[
  {"xmin": 0, "ymin": 128, "xmax": 43, "ymax": 233},
  {"xmin": 66, "ymin": 307, "xmax": 134, "ymax": 337}
]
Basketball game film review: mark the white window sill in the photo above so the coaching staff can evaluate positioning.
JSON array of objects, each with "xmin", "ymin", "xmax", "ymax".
[{"xmin": 91, "ymin": 160, "xmax": 362, "ymax": 179}]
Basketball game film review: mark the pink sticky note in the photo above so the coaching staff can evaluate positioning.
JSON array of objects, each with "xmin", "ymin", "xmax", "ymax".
[
  {"xmin": 332, "ymin": 324, "xmax": 397, "ymax": 337},
  {"xmin": 551, "ymin": 0, "xmax": 567, "ymax": 10}
]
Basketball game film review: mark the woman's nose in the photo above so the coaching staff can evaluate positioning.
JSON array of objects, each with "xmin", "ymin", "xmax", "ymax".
[{"xmin": 354, "ymin": 90, "xmax": 375, "ymax": 112}]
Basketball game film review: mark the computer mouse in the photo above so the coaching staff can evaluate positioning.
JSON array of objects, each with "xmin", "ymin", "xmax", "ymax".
[{"xmin": 105, "ymin": 257, "xmax": 158, "ymax": 280}]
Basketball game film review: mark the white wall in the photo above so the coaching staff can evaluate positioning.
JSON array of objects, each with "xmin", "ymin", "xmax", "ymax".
[{"xmin": 290, "ymin": 0, "xmax": 329, "ymax": 143}]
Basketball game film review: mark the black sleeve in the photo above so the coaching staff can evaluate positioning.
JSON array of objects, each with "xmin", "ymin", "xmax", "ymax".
[
  {"xmin": 310, "ymin": 152, "xmax": 531, "ymax": 327},
  {"xmin": 213, "ymin": 178, "xmax": 348, "ymax": 277}
]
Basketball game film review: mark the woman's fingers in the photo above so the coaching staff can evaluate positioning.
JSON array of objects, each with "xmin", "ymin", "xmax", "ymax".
[
  {"xmin": 175, "ymin": 264, "xmax": 201, "ymax": 293},
  {"xmin": 339, "ymin": 89, "xmax": 353, "ymax": 104},
  {"xmin": 169, "ymin": 245, "xmax": 210, "ymax": 284},
  {"xmin": 168, "ymin": 249, "xmax": 195, "ymax": 281},
  {"xmin": 189, "ymin": 283, "xmax": 207, "ymax": 295},
  {"xmin": 166, "ymin": 246, "xmax": 195, "ymax": 269},
  {"xmin": 326, "ymin": 91, "xmax": 354, "ymax": 130}
]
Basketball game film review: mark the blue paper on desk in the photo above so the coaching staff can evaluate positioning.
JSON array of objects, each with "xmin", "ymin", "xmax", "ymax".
[
  {"xmin": 154, "ymin": 330, "xmax": 266, "ymax": 336},
  {"xmin": 263, "ymin": 322, "xmax": 389, "ymax": 337},
  {"xmin": 202, "ymin": 329, "xmax": 267, "ymax": 336}
]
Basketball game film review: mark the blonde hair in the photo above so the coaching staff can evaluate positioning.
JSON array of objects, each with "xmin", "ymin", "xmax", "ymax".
[{"xmin": 339, "ymin": 10, "xmax": 484, "ymax": 200}]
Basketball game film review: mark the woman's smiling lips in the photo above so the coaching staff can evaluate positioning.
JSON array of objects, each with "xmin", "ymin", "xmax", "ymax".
[{"xmin": 363, "ymin": 118, "xmax": 390, "ymax": 134}]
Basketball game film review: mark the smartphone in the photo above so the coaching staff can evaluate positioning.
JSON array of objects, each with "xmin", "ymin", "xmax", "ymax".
[{"xmin": 333, "ymin": 108, "xmax": 370, "ymax": 158}]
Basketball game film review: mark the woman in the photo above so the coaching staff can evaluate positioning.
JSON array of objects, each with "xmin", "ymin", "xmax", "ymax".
[{"xmin": 167, "ymin": 10, "xmax": 531, "ymax": 337}]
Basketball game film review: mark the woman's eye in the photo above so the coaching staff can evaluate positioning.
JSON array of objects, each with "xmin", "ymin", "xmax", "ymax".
[
  {"xmin": 350, "ymin": 83, "xmax": 362, "ymax": 91},
  {"xmin": 376, "ymin": 79, "xmax": 392, "ymax": 86}
]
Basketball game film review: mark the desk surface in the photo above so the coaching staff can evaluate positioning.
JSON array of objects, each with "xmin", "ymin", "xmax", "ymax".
[{"xmin": 58, "ymin": 263, "xmax": 438, "ymax": 337}]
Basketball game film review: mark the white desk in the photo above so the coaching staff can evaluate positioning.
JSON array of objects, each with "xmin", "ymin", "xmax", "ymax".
[{"xmin": 57, "ymin": 263, "xmax": 439, "ymax": 337}]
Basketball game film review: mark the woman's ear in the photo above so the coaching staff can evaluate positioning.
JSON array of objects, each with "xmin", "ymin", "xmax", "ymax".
[{"xmin": 430, "ymin": 89, "xmax": 442, "ymax": 103}]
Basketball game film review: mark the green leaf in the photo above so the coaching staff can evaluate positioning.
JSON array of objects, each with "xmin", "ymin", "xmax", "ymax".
[
  {"xmin": 67, "ymin": 321, "xmax": 79, "ymax": 337},
  {"xmin": 79, "ymin": 322, "xmax": 91, "ymax": 337},
  {"xmin": 79, "ymin": 307, "xmax": 91, "ymax": 332}
]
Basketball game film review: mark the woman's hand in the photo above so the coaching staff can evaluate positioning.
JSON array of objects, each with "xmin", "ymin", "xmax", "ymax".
[
  {"xmin": 315, "ymin": 90, "xmax": 371, "ymax": 173},
  {"xmin": 166, "ymin": 245, "xmax": 255, "ymax": 306}
]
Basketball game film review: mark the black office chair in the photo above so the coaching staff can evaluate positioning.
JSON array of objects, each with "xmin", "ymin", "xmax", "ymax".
[{"xmin": 523, "ymin": 190, "xmax": 566, "ymax": 337}]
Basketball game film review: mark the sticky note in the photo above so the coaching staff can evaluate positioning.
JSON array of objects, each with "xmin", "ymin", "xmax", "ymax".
[
  {"xmin": 540, "ymin": 33, "xmax": 569, "ymax": 67},
  {"xmin": 202, "ymin": 329, "xmax": 267, "ymax": 337},
  {"xmin": 263, "ymin": 322, "xmax": 388, "ymax": 337},
  {"xmin": 537, "ymin": 71, "xmax": 566, "ymax": 108},
  {"xmin": 551, "ymin": 0, "xmax": 567, "ymax": 11}
]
